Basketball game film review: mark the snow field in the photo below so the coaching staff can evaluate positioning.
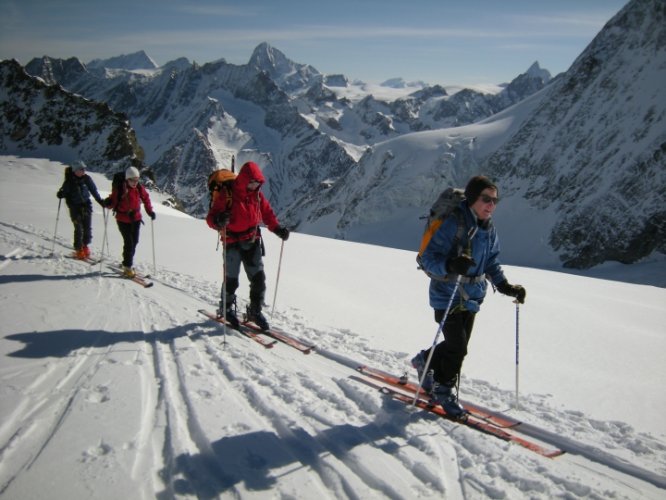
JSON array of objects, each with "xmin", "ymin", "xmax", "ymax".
[{"xmin": 1, "ymin": 156, "xmax": 665, "ymax": 498}]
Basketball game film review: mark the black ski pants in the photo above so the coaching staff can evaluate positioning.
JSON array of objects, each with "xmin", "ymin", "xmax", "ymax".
[
  {"xmin": 69, "ymin": 203, "xmax": 93, "ymax": 250},
  {"xmin": 426, "ymin": 309, "xmax": 476, "ymax": 386},
  {"xmin": 117, "ymin": 220, "xmax": 141, "ymax": 267}
]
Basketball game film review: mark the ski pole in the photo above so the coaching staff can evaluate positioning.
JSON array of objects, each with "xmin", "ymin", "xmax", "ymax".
[
  {"xmin": 514, "ymin": 300, "xmax": 520, "ymax": 410},
  {"xmin": 151, "ymin": 218, "xmax": 156, "ymax": 277},
  {"xmin": 270, "ymin": 239, "xmax": 285, "ymax": 319},
  {"xmin": 104, "ymin": 208, "xmax": 111, "ymax": 256},
  {"xmin": 50, "ymin": 198, "xmax": 62, "ymax": 255},
  {"xmin": 220, "ymin": 229, "xmax": 227, "ymax": 348},
  {"xmin": 412, "ymin": 275, "xmax": 462, "ymax": 407},
  {"xmin": 99, "ymin": 208, "xmax": 109, "ymax": 274}
]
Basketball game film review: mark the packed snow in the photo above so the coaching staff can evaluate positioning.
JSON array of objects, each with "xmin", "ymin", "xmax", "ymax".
[{"xmin": 1, "ymin": 156, "xmax": 665, "ymax": 499}]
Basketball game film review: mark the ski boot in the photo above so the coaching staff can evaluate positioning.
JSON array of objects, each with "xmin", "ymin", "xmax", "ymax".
[
  {"xmin": 411, "ymin": 350, "xmax": 435, "ymax": 393},
  {"xmin": 431, "ymin": 382, "xmax": 466, "ymax": 420},
  {"xmin": 217, "ymin": 300, "xmax": 240, "ymax": 329},
  {"xmin": 246, "ymin": 303, "xmax": 269, "ymax": 331},
  {"xmin": 122, "ymin": 266, "xmax": 136, "ymax": 278}
]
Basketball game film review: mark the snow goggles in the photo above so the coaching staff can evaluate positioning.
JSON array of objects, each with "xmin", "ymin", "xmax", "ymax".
[{"xmin": 479, "ymin": 194, "xmax": 499, "ymax": 205}]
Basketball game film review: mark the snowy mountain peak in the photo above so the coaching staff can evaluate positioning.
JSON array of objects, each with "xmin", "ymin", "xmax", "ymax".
[
  {"xmin": 248, "ymin": 42, "xmax": 321, "ymax": 91},
  {"xmin": 380, "ymin": 77, "xmax": 428, "ymax": 89},
  {"xmin": 486, "ymin": 0, "xmax": 666, "ymax": 268},
  {"xmin": 87, "ymin": 50, "xmax": 158, "ymax": 71},
  {"xmin": 524, "ymin": 61, "xmax": 551, "ymax": 82}
]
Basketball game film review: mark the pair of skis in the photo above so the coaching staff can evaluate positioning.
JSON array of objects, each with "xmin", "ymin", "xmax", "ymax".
[
  {"xmin": 107, "ymin": 265, "xmax": 153, "ymax": 288},
  {"xmin": 67, "ymin": 253, "xmax": 101, "ymax": 266},
  {"xmin": 68, "ymin": 253, "xmax": 154, "ymax": 288},
  {"xmin": 199, "ymin": 302, "xmax": 560, "ymax": 458},
  {"xmin": 355, "ymin": 365, "xmax": 564, "ymax": 458},
  {"xmin": 199, "ymin": 309, "xmax": 315, "ymax": 354}
]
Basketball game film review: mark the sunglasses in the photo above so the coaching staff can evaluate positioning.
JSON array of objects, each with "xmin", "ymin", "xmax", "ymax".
[{"xmin": 479, "ymin": 194, "xmax": 499, "ymax": 205}]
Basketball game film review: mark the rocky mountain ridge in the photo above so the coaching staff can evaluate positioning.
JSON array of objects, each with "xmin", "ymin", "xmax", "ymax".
[
  {"xmin": 1, "ymin": 0, "xmax": 663, "ymax": 270},
  {"xmin": 0, "ymin": 59, "xmax": 142, "ymax": 173}
]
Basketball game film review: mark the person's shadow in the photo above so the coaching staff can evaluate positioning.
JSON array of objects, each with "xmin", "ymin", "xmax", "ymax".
[
  {"xmin": 6, "ymin": 322, "xmax": 207, "ymax": 358},
  {"xmin": 157, "ymin": 394, "xmax": 433, "ymax": 498},
  {"xmin": 7, "ymin": 324, "xmax": 437, "ymax": 498}
]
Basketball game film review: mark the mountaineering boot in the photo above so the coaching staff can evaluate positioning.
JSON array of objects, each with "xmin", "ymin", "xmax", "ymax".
[
  {"xmin": 411, "ymin": 350, "xmax": 435, "ymax": 393},
  {"xmin": 217, "ymin": 299, "xmax": 240, "ymax": 329},
  {"xmin": 74, "ymin": 247, "xmax": 87, "ymax": 260},
  {"xmin": 431, "ymin": 382, "xmax": 466, "ymax": 419},
  {"xmin": 122, "ymin": 266, "xmax": 136, "ymax": 278},
  {"xmin": 82, "ymin": 246, "xmax": 91, "ymax": 258},
  {"xmin": 246, "ymin": 303, "xmax": 269, "ymax": 331}
]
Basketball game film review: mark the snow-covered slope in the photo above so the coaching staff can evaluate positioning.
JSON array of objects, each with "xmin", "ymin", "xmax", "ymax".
[{"xmin": 1, "ymin": 156, "xmax": 665, "ymax": 498}]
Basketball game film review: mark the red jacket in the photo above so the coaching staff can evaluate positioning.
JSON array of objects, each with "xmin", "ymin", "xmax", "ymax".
[
  {"xmin": 109, "ymin": 182, "xmax": 153, "ymax": 223},
  {"xmin": 206, "ymin": 161, "xmax": 279, "ymax": 244}
]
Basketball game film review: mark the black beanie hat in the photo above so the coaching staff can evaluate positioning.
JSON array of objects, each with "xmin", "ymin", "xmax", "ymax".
[{"xmin": 464, "ymin": 175, "xmax": 498, "ymax": 205}]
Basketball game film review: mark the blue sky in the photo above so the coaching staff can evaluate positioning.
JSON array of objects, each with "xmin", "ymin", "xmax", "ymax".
[{"xmin": 0, "ymin": 0, "xmax": 628, "ymax": 85}]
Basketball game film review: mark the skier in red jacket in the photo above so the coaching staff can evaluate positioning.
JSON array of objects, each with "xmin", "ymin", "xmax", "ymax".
[
  {"xmin": 104, "ymin": 166, "xmax": 155, "ymax": 278},
  {"xmin": 207, "ymin": 161, "xmax": 289, "ymax": 330}
]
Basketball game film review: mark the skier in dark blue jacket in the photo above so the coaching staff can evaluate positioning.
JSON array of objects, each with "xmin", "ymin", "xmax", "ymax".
[
  {"xmin": 57, "ymin": 161, "xmax": 104, "ymax": 259},
  {"xmin": 412, "ymin": 175, "xmax": 526, "ymax": 418}
]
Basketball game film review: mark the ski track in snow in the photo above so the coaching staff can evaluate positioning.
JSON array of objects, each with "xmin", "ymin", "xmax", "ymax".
[{"xmin": 1, "ymin": 220, "xmax": 665, "ymax": 499}]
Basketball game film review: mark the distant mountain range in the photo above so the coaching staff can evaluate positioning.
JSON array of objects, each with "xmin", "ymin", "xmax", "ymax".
[{"xmin": 1, "ymin": 0, "xmax": 664, "ymax": 269}]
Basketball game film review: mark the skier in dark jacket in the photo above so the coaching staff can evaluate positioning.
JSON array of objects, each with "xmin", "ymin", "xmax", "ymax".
[
  {"xmin": 206, "ymin": 161, "xmax": 290, "ymax": 330},
  {"xmin": 57, "ymin": 161, "xmax": 104, "ymax": 259},
  {"xmin": 412, "ymin": 175, "xmax": 526, "ymax": 418}
]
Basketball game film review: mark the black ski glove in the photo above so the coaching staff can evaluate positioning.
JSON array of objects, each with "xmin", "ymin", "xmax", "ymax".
[
  {"xmin": 147, "ymin": 210, "xmax": 156, "ymax": 220},
  {"xmin": 447, "ymin": 254, "xmax": 475, "ymax": 275},
  {"xmin": 274, "ymin": 226, "xmax": 290, "ymax": 241},
  {"xmin": 103, "ymin": 197, "xmax": 113, "ymax": 208},
  {"xmin": 496, "ymin": 281, "xmax": 526, "ymax": 304},
  {"xmin": 56, "ymin": 189, "xmax": 65, "ymax": 199},
  {"xmin": 213, "ymin": 211, "xmax": 230, "ymax": 229}
]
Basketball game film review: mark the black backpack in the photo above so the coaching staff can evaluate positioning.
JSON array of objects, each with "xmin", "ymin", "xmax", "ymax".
[{"xmin": 109, "ymin": 171, "xmax": 127, "ymax": 211}]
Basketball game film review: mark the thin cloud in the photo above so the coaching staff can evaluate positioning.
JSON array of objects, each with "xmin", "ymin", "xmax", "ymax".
[
  {"xmin": 110, "ymin": 24, "xmax": 578, "ymax": 46},
  {"xmin": 505, "ymin": 12, "xmax": 615, "ymax": 32},
  {"xmin": 171, "ymin": 4, "xmax": 260, "ymax": 17}
]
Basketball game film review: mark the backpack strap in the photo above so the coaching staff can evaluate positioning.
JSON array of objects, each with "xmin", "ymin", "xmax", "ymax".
[{"xmin": 452, "ymin": 207, "xmax": 466, "ymax": 257}]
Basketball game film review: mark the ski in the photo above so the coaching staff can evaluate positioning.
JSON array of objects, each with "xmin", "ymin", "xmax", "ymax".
[
  {"xmin": 128, "ymin": 275, "xmax": 153, "ymax": 288},
  {"xmin": 107, "ymin": 265, "xmax": 153, "ymax": 288},
  {"xmin": 68, "ymin": 254, "xmax": 102, "ymax": 265},
  {"xmin": 352, "ymin": 376, "xmax": 564, "ymax": 458},
  {"xmin": 198, "ymin": 310, "xmax": 277, "ymax": 349},
  {"xmin": 357, "ymin": 365, "xmax": 520, "ymax": 429},
  {"xmin": 241, "ymin": 320, "xmax": 315, "ymax": 354}
]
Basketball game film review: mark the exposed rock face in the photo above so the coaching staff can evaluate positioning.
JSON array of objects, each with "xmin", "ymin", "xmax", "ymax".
[
  {"xmin": 0, "ymin": 59, "xmax": 142, "ymax": 173},
  {"xmin": 485, "ymin": 0, "xmax": 666, "ymax": 267}
]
